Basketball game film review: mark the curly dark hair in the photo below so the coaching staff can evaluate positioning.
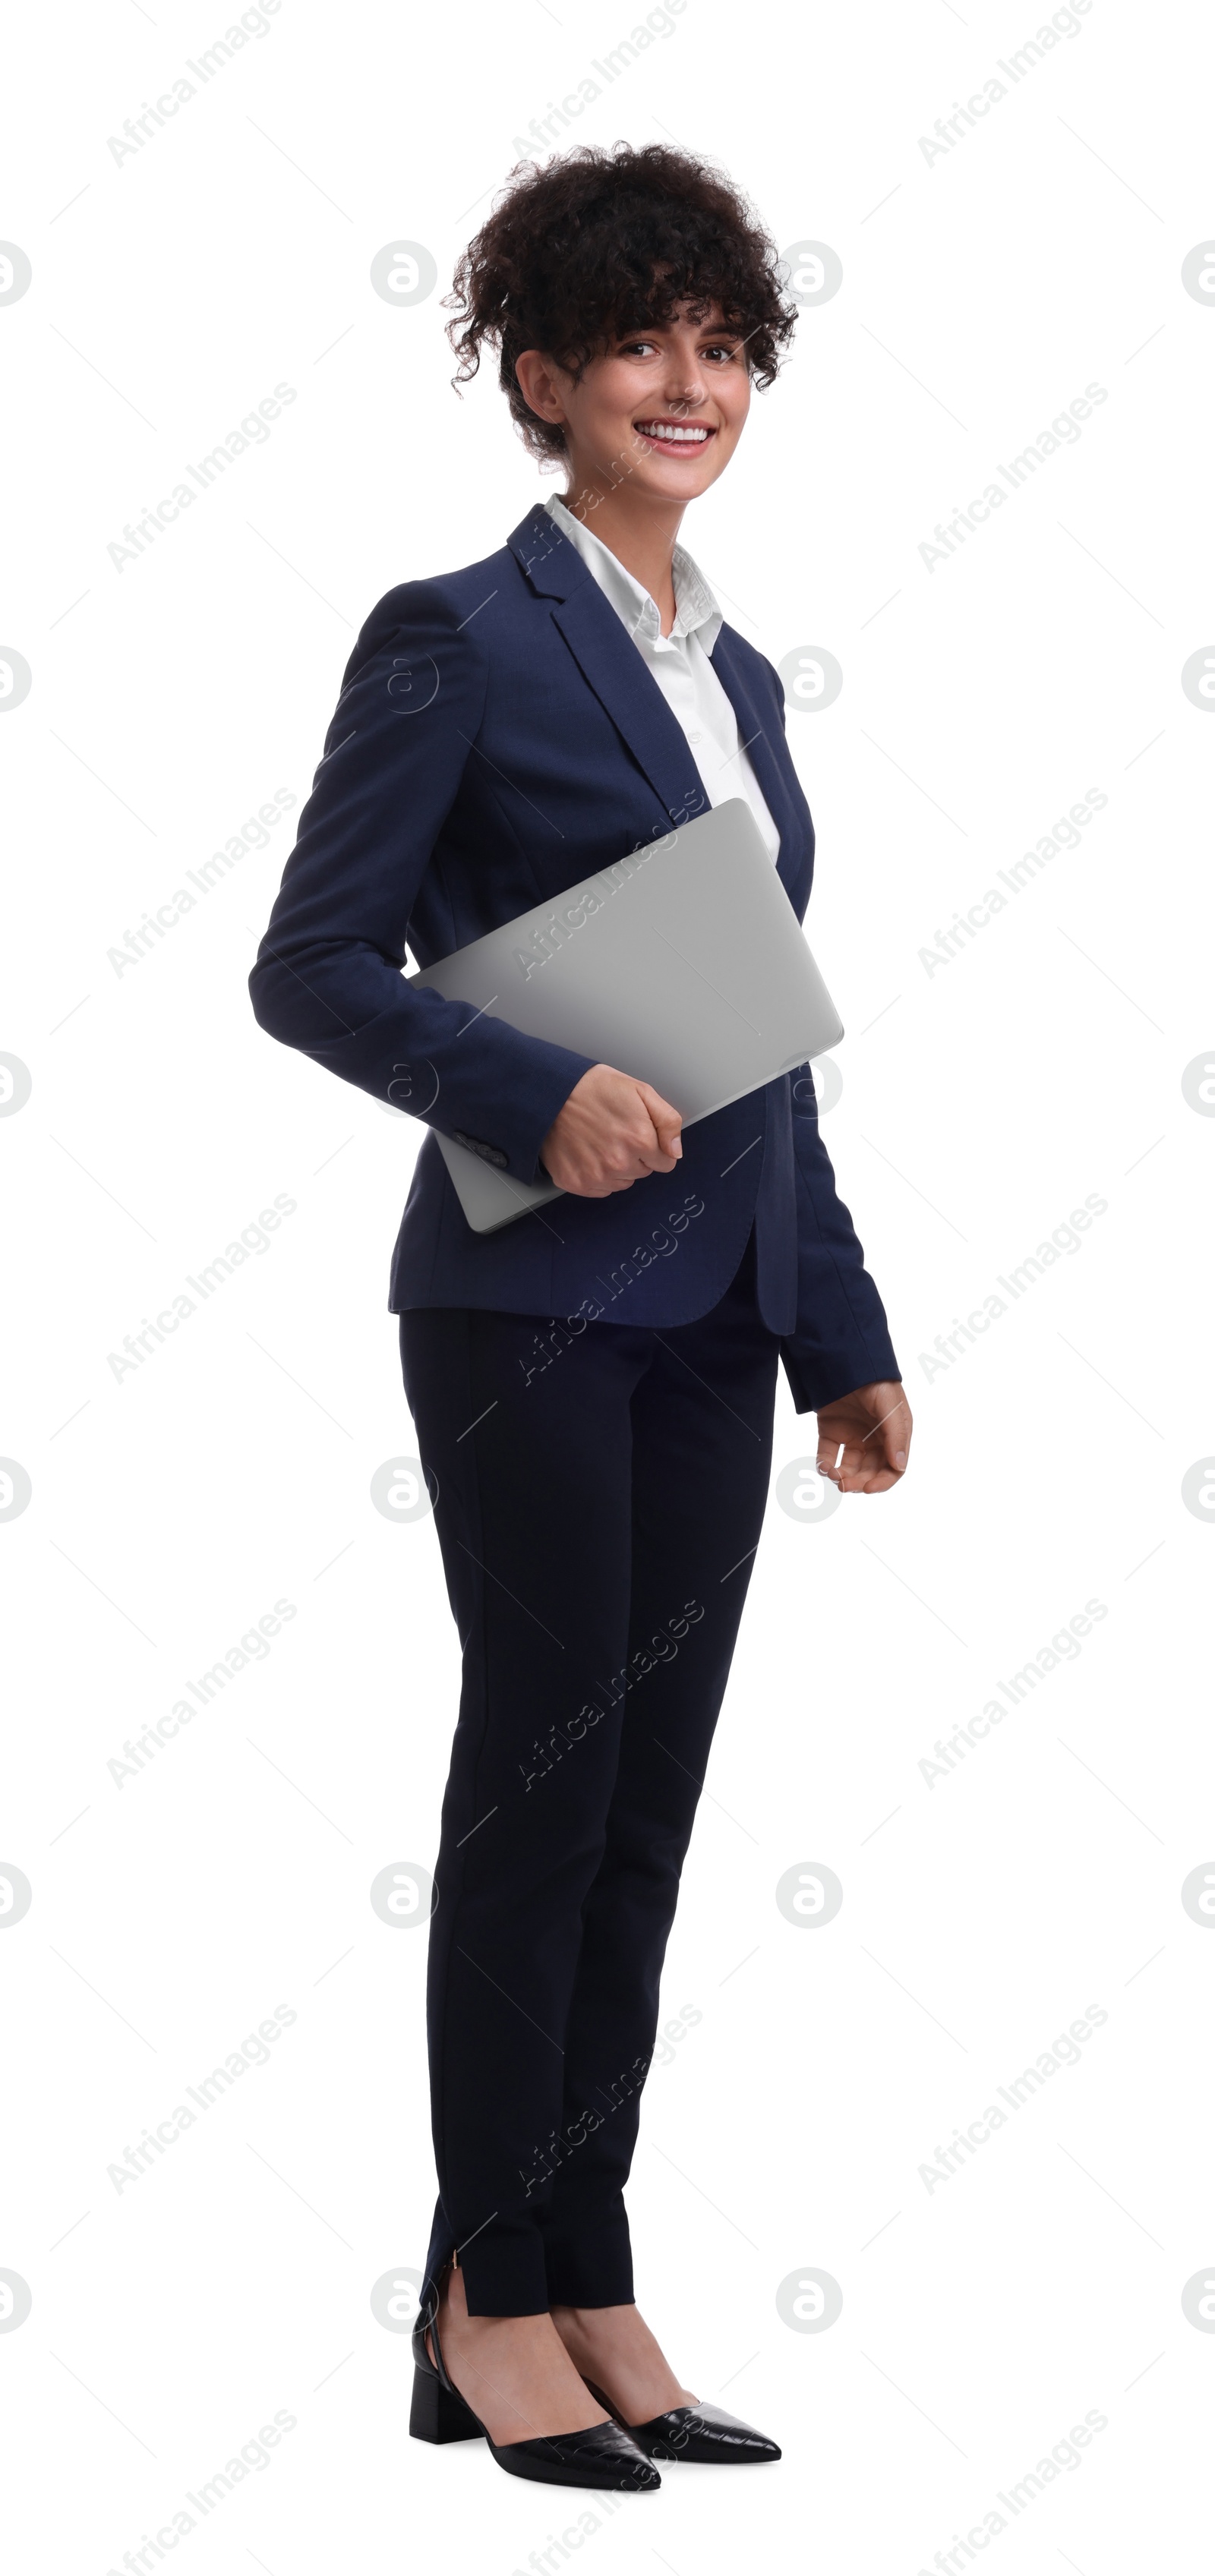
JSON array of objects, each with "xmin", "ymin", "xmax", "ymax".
[{"xmin": 445, "ymin": 141, "xmax": 798, "ymax": 463}]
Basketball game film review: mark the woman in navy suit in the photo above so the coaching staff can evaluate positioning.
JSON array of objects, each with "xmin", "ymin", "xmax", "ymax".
[{"xmin": 251, "ymin": 142, "xmax": 912, "ymax": 2491}]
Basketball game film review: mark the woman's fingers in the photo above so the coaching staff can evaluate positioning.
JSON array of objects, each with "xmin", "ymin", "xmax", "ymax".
[
  {"xmin": 868, "ymin": 1391, "xmax": 913, "ymax": 1474},
  {"xmin": 821, "ymin": 1440, "xmax": 869, "ymax": 1493},
  {"xmin": 541, "ymin": 1066, "xmax": 683, "ymax": 1193},
  {"xmin": 816, "ymin": 1384, "xmax": 913, "ymax": 1493},
  {"xmin": 635, "ymin": 1081, "xmax": 683, "ymax": 1166}
]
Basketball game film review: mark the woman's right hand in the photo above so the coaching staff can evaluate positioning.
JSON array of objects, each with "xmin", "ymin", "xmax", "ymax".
[{"xmin": 539, "ymin": 1064, "xmax": 683, "ymax": 1197}]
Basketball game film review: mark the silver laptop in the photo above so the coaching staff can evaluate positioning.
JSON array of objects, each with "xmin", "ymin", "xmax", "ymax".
[{"xmin": 407, "ymin": 797, "xmax": 843, "ymax": 1233}]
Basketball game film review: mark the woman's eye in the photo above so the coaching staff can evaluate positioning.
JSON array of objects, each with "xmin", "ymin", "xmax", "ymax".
[{"xmin": 617, "ymin": 336, "xmax": 740, "ymax": 361}]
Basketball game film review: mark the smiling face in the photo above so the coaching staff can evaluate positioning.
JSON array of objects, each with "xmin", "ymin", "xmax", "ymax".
[{"xmin": 515, "ymin": 301, "xmax": 752, "ymax": 513}]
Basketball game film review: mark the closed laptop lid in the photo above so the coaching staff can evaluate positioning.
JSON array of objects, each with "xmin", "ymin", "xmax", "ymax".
[{"xmin": 409, "ymin": 799, "xmax": 842, "ymax": 1232}]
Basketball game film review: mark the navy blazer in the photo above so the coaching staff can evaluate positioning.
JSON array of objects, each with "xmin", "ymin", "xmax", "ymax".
[{"xmin": 248, "ymin": 504, "xmax": 900, "ymax": 1410}]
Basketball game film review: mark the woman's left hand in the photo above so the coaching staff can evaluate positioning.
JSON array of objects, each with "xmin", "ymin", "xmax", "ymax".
[{"xmin": 816, "ymin": 1381, "xmax": 912, "ymax": 1494}]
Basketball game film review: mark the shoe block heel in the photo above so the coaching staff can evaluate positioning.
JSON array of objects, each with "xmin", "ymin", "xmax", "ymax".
[{"xmin": 409, "ymin": 2363, "xmax": 481, "ymax": 2445}]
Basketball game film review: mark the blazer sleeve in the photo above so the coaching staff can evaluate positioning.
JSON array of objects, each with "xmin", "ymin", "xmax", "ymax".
[
  {"xmin": 248, "ymin": 585, "xmax": 598, "ymax": 1185},
  {"xmin": 778, "ymin": 1071, "xmax": 902, "ymax": 1411},
  {"xmin": 762, "ymin": 655, "xmax": 903, "ymax": 1408}
]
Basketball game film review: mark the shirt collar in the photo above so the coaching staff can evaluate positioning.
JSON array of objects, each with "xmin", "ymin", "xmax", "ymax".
[{"xmin": 544, "ymin": 492, "xmax": 723, "ymax": 653}]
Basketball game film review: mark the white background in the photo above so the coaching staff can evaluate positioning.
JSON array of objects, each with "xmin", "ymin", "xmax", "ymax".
[{"xmin": 3, "ymin": 1, "xmax": 1214, "ymax": 2568}]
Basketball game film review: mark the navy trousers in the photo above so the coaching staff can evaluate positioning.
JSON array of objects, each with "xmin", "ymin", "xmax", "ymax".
[{"xmin": 399, "ymin": 1226, "xmax": 781, "ymax": 2317}]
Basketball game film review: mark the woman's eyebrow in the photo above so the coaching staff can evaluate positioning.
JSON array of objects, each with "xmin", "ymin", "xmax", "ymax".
[{"xmin": 615, "ymin": 326, "xmax": 742, "ymax": 342}]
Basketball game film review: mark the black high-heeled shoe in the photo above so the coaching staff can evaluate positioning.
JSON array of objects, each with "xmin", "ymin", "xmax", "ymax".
[
  {"xmin": 582, "ymin": 2376, "xmax": 781, "ymax": 2465},
  {"xmin": 409, "ymin": 2272, "xmax": 661, "ymax": 2492}
]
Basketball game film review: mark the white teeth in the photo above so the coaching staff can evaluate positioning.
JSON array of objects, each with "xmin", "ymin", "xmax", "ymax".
[{"xmin": 637, "ymin": 421, "xmax": 710, "ymax": 443}]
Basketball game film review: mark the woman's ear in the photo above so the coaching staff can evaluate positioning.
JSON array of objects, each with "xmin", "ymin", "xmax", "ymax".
[{"xmin": 514, "ymin": 348, "xmax": 566, "ymax": 427}]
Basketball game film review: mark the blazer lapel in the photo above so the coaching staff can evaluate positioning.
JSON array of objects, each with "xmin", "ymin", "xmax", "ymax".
[
  {"xmin": 707, "ymin": 628, "xmax": 804, "ymax": 901},
  {"xmin": 509, "ymin": 507, "xmax": 712, "ymax": 833}
]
